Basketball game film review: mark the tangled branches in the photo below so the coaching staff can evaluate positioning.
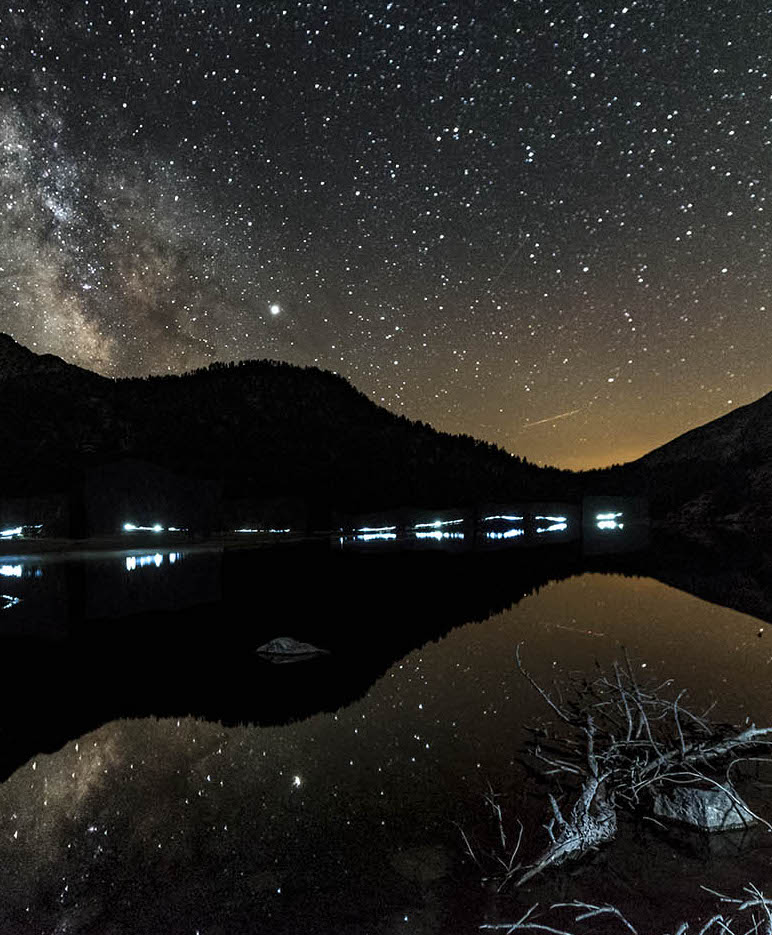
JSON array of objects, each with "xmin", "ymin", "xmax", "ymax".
[
  {"xmin": 462, "ymin": 648, "xmax": 772, "ymax": 893},
  {"xmin": 479, "ymin": 883, "xmax": 772, "ymax": 935}
]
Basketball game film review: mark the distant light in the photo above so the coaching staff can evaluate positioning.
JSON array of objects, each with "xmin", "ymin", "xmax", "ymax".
[
  {"xmin": 123, "ymin": 522, "xmax": 166, "ymax": 533},
  {"xmin": 1, "ymin": 594, "xmax": 21, "ymax": 611},
  {"xmin": 482, "ymin": 514, "xmax": 524, "ymax": 522},
  {"xmin": 356, "ymin": 525, "xmax": 397, "ymax": 533},
  {"xmin": 292, "ymin": 775, "xmax": 302, "ymax": 788},
  {"xmin": 0, "ymin": 527, "xmax": 22, "ymax": 539},
  {"xmin": 535, "ymin": 515, "xmax": 567, "ymax": 523},
  {"xmin": 537, "ymin": 523, "xmax": 568, "ymax": 533},
  {"xmin": 596, "ymin": 512, "xmax": 623, "ymax": 520},
  {"xmin": 597, "ymin": 519, "xmax": 624, "ymax": 530},
  {"xmin": 414, "ymin": 518, "xmax": 463, "ymax": 529},
  {"xmin": 270, "ymin": 303, "xmax": 281, "ymax": 315},
  {"xmin": 0, "ymin": 565, "xmax": 22, "ymax": 578},
  {"xmin": 355, "ymin": 533, "xmax": 397, "ymax": 541}
]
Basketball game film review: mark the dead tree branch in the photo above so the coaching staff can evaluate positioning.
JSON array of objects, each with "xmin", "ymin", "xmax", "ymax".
[
  {"xmin": 481, "ymin": 885, "xmax": 772, "ymax": 935},
  {"xmin": 497, "ymin": 649, "xmax": 772, "ymax": 889}
]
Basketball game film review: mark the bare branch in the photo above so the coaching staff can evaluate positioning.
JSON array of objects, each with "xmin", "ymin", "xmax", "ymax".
[{"xmin": 516, "ymin": 643, "xmax": 574, "ymax": 726}]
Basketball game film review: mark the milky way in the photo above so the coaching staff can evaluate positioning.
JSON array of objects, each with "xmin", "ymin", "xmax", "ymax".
[{"xmin": 0, "ymin": 2, "xmax": 769, "ymax": 467}]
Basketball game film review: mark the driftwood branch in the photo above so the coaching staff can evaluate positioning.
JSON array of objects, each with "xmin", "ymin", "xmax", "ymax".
[
  {"xmin": 464, "ymin": 649, "xmax": 772, "ymax": 892},
  {"xmin": 480, "ymin": 885, "xmax": 772, "ymax": 935}
]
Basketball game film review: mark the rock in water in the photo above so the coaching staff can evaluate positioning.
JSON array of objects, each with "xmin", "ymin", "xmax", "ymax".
[
  {"xmin": 652, "ymin": 782, "xmax": 756, "ymax": 832},
  {"xmin": 255, "ymin": 636, "xmax": 330, "ymax": 664}
]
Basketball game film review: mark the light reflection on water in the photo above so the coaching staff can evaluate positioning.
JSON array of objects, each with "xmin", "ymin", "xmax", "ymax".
[
  {"xmin": 125, "ymin": 552, "xmax": 182, "ymax": 571},
  {"xmin": 414, "ymin": 531, "xmax": 464, "ymax": 541},
  {"xmin": 485, "ymin": 528, "xmax": 524, "ymax": 540},
  {"xmin": 0, "ymin": 570, "xmax": 770, "ymax": 932}
]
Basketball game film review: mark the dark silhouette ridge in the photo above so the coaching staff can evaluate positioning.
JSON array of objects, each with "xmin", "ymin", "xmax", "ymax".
[
  {"xmin": 582, "ymin": 390, "xmax": 772, "ymax": 527},
  {"xmin": 0, "ymin": 333, "xmax": 770, "ymax": 529},
  {"xmin": 0, "ymin": 334, "xmax": 576, "ymax": 533}
]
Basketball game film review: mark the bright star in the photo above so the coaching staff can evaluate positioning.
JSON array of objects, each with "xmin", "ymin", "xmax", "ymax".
[{"xmin": 270, "ymin": 304, "xmax": 281, "ymax": 315}]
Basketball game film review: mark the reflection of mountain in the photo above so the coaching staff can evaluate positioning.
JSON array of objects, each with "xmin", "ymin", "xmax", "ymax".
[
  {"xmin": 589, "ymin": 529, "xmax": 772, "ymax": 626},
  {"xmin": 1, "ymin": 536, "xmax": 772, "ymax": 782},
  {"xmin": 0, "ymin": 543, "xmax": 588, "ymax": 782}
]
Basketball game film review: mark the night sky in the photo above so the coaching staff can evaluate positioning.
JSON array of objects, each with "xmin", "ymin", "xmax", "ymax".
[{"xmin": 1, "ymin": 2, "xmax": 769, "ymax": 469}]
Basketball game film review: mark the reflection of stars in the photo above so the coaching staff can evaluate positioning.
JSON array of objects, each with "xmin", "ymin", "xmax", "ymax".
[{"xmin": 270, "ymin": 304, "xmax": 281, "ymax": 316}]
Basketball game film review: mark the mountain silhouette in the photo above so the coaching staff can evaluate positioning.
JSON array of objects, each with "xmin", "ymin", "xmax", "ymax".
[
  {"xmin": 0, "ymin": 334, "xmax": 574, "ymax": 534},
  {"xmin": 614, "ymin": 390, "xmax": 772, "ymax": 527},
  {"xmin": 0, "ymin": 333, "xmax": 768, "ymax": 531}
]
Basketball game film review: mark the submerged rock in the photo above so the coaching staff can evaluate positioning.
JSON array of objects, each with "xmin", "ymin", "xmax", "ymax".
[
  {"xmin": 652, "ymin": 782, "xmax": 756, "ymax": 832},
  {"xmin": 255, "ymin": 636, "xmax": 330, "ymax": 664}
]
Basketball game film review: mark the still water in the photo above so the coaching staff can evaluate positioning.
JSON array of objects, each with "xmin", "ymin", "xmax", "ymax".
[{"xmin": 0, "ymin": 536, "xmax": 770, "ymax": 933}]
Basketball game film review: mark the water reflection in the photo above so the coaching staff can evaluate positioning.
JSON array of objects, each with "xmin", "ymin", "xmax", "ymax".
[
  {"xmin": 485, "ymin": 528, "xmax": 524, "ymax": 540},
  {"xmin": 0, "ymin": 548, "xmax": 220, "ymax": 646},
  {"xmin": 1, "ymin": 571, "xmax": 771, "ymax": 933},
  {"xmin": 415, "ymin": 531, "xmax": 464, "ymax": 541},
  {"xmin": 125, "ymin": 551, "xmax": 182, "ymax": 571}
]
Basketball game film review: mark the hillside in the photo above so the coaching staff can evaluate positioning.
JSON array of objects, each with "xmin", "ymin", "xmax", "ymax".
[
  {"xmin": 609, "ymin": 390, "xmax": 772, "ymax": 527},
  {"xmin": 2, "ymin": 333, "xmax": 769, "ymax": 532},
  {"xmin": 639, "ymin": 391, "xmax": 772, "ymax": 469},
  {"xmin": 0, "ymin": 334, "xmax": 576, "ymax": 533}
]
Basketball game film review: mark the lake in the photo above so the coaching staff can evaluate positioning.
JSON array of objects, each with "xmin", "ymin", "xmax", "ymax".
[{"xmin": 0, "ymin": 530, "xmax": 770, "ymax": 933}]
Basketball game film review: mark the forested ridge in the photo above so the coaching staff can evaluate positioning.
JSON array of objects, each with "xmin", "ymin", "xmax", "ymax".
[
  {"xmin": 0, "ymin": 335, "xmax": 577, "ymax": 513},
  {"xmin": 1, "ymin": 333, "xmax": 769, "ymax": 526}
]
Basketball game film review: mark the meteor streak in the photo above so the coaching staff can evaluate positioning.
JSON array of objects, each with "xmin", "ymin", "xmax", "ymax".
[{"xmin": 522, "ymin": 408, "xmax": 583, "ymax": 428}]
